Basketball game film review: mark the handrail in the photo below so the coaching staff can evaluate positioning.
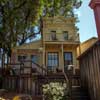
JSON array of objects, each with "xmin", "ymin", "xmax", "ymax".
[
  {"xmin": 4, "ymin": 63, "xmax": 24, "ymax": 70},
  {"xmin": 20, "ymin": 60, "xmax": 46, "ymax": 70},
  {"xmin": 5, "ymin": 60, "xmax": 48, "ymax": 76},
  {"xmin": 32, "ymin": 62, "xmax": 47, "ymax": 72},
  {"xmin": 62, "ymin": 71, "xmax": 69, "ymax": 83},
  {"xmin": 5, "ymin": 63, "xmax": 24, "ymax": 65},
  {"xmin": 20, "ymin": 60, "xmax": 48, "ymax": 75},
  {"xmin": 63, "ymin": 69, "xmax": 73, "ymax": 99}
]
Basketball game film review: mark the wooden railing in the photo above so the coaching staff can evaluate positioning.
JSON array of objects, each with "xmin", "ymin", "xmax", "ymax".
[
  {"xmin": 4, "ymin": 60, "xmax": 47, "ymax": 76},
  {"xmin": 19, "ymin": 60, "xmax": 48, "ymax": 75},
  {"xmin": 63, "ymin": 68, "xmax": 81, "ymax": 99},
  {"xmin": 2, "ymin": 61, "xmax": 80, "ymax": 98},
  {"xmin": 2, "ymin": 61, "xmax": 48, "ymax": 95},
  {"xmin": 2, "ymin": 75, "xmax": 34, "ymax": 95},
  {"xmin": 32, "ymin": 62, "xmax": 48, "ymax": 75},
  {"xmin": 3, "ymin": 63, "xmax": 24, "ymax": 76},
  {"xmin": 72, "ymin": 75, "xmax": 80, "ymax": 87}
]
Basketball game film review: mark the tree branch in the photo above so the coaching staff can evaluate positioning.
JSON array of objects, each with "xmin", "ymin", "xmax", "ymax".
[
  {"xmin": 19, "ymin": 31, "xmax": 40, "ymax": 45},
  {"xmin": 25, "ymin": 9, "xmax": 31, "ymax": 24},
  {"xmin": 14, "ymin": 1, "xmax": 26, "ymax": 10}
]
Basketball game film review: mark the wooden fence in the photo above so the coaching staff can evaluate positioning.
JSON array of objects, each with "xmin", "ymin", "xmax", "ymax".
[
  {"xmin": 78, "ymin": 41, "xmax": 100, "ymax": 100},
  {"xmin": 2, "ymin": 75, "xmax": 37, "ymax": 95}
]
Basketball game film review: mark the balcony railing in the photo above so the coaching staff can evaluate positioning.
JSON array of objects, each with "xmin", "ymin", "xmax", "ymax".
[{"xmin": 45, "ymin": 33, "xmax": 80, "ymax": 42}]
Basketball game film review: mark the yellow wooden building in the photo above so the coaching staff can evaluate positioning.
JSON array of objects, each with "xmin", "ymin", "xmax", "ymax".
[
  {"xmin": 3, "ymin": 16, "xmax": 96, "ymax": 99},
  {"xmin": 11, "ymin": 16, "xmax": 80, "ymax": 74}
]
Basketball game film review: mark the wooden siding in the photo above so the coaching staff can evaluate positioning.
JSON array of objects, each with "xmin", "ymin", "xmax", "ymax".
[{"xmin": 78, "ymin": 41, "xmax": 100, "ymax": 100}]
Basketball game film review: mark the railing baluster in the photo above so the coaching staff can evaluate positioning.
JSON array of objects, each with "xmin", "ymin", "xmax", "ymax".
[{"xmin": 2, "ymin": 60, "xmax": 48, "ymax": 95}]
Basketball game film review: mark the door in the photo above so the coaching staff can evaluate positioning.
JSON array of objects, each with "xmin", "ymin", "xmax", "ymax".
[
  {"xmin": 47, "ymin": 52, "xmax": 59, "ymax": 72},
  {"xmin": 64, "ymin": 52, "xmax": 73, "ymax": 68}
]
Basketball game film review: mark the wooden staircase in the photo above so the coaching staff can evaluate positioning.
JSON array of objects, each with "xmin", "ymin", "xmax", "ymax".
[
  {"xmin": 72, "ymin": 87, "xmax": 90, "ymax": 100},
  {"xmin": 71, "ymin": 74, "xmax": 90, "ymax": 100},
  {"xmin": 35, "ymin": 72, "xmax": 69, "ymax": 96},
  {"xmin": 2, "ymin": 61, "xmax": 91, "ymax": 100}
]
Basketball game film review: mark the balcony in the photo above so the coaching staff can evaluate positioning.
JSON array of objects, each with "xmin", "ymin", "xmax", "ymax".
[{"xmin": 44, "ymin": 33, "xmax": 80, "ymax": 44}]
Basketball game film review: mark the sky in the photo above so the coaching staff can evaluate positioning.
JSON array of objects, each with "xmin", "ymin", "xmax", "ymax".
[
  {"xmin": 75, "ymin": 0, "xmax": 97, "ymax": 42},
  {"xmin": 27, "ymin": 0, "xmax": 98, "ymax": 43}
]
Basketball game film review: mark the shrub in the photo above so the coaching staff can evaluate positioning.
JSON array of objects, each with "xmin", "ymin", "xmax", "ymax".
[{"xmin": 43, "ymin": 82, "xmax": 68, "ymax": 100}]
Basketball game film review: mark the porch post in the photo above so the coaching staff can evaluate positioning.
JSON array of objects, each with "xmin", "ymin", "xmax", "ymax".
[
  {"xmin": 89, "ymin": 0, "xmax": 100, "ymax": 40},
  {"xmin": 43, "ymin": 44, "xmax": 45, "ymax": 69},
  {"xmin": 11, "ymin": 50, "xmax": 16, "ymax": 63},
  {"xmin": 61, "ymin": 44, "xmax": 64, "ymax": 72}
]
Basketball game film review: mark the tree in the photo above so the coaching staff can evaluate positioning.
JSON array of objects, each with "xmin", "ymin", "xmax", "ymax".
[{"xmin": 0, "ymin": 0, "xmax": 82, "ymax": 67}]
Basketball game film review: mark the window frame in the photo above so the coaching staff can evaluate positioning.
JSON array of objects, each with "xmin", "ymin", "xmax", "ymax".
[
  {"xmin": 47, "ymin": 52, "xmax": 59, "ymax": 69},
  {"xmin": 64, "ymin": 52, "xmax": 73, "ymax": 67},
  {"xmin": 51, "ymin": 31, "xmax": 57, "ymax": 40},
  {"xmin": 63, "ymin": 31, "xmax": 68, "ymax": 40},
  {"xmin": 18, "ymin": 55, "xmax": 27, "ymax": 62}
]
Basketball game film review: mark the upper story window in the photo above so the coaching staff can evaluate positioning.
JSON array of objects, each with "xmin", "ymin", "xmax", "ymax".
[
  {"xmin": 18, "ymin": 55, "xmax": 27, "ymax": 62},
  {"xmin": 63, "ymin": 31, "xmax": 68, "ymax": 40},
  {"xmin": 51, "ymin": 31, "xmax": 57, "ymax": 40}
]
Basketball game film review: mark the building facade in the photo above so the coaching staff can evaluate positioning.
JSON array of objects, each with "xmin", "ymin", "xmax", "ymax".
[{"xmin": 11, "ymin": 16, "xmax": 80, "ymax": 74}]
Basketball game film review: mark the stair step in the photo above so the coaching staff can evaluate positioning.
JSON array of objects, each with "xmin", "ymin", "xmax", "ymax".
[
  {"xmin": 72, "ymin": 92, "xmax": 89, "ymax": 96},
  {"xmin": 72, "ymin": 95, "xmax": 90, "ymax": 99},
  {"xmin": 72, "ymin": 98, "xmax": 89, "ymax": 100},
  {"xmin": 32, "ymin": 95, "xmax": 42, "ymax": 100},
  {"xmin": 72, "ymin": 87, "xmax": 90, "ymax": 100}
]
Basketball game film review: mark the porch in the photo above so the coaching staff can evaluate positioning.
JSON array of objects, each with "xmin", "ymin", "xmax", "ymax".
[{"xmin": 0, "ymin": 60, "xmax": 81, "ymax": 99}]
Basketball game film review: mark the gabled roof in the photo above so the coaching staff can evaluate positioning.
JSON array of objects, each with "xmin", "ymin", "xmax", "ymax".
[
  {"xmin": 81, "ymin": 37, "xmax": 97, "ymax": 45},
  {"xmin": 78, "ymin": 37, "xmax": 99, "ymax": 59}
]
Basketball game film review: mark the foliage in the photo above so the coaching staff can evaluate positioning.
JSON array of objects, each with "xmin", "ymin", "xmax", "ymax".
[
  {"xmin": 43, "ymin": 82, "xmax": 69, "ymax": 100},
  {"xmin": 0, "ymin": 0, "xmax": 82, "ymax": 48},
  {"xmin": 0, "ymin": 0, "xmax": 82, "ymax": 66}
]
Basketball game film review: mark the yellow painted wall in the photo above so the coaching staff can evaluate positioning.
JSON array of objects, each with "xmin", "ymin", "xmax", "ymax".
[
  {"xmin": 11, "ymin": 40, "xmax": 42, "ymax": 65},
  {"xmin": 42, "ymin": 16, "xmax": 79, "ymax": 42},
  {"xmin": 42, "ymin": 16, "xmax": 80, "ymax": 71},
  {"xmin": 45, "ymin": 46, "xmax": 78, "ymax": 72}
]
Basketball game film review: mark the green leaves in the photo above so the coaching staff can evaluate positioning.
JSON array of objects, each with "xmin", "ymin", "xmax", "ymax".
[
  {"xmin": 0, "ymin": 0, "xmax": 82, "ymax": 49},
  {"xmin": 43, "ymin": 82, "xmax": 68, "ymax": 100}
]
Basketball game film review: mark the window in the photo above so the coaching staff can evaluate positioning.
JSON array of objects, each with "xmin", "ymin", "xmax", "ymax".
[
  {"xmin": 47, "ymin": 52, "xmax": 59, "ymax": 69},
  {"xmin": 51, "ymin": 31, "xmax": 57, "ymax": 40},
  {"xmin": 18, "ymin": 55, "xmax": 27, "ymax": 62},
  {"xmin": 63, "ymin": 31, "xmax": 68, "ymax": 40},
  {"xmin": 31, "ymin": 55, "xmax": 38, "ymax": 63},
  {"xmin": 64, "ymin": 52, "xmax": 73, "ymax": 67}
]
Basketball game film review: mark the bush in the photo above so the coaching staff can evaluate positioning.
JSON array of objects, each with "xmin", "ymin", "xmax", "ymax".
[{"xmin": 43, "ymin": 82, "xmax": 68, "ymax": 100}]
